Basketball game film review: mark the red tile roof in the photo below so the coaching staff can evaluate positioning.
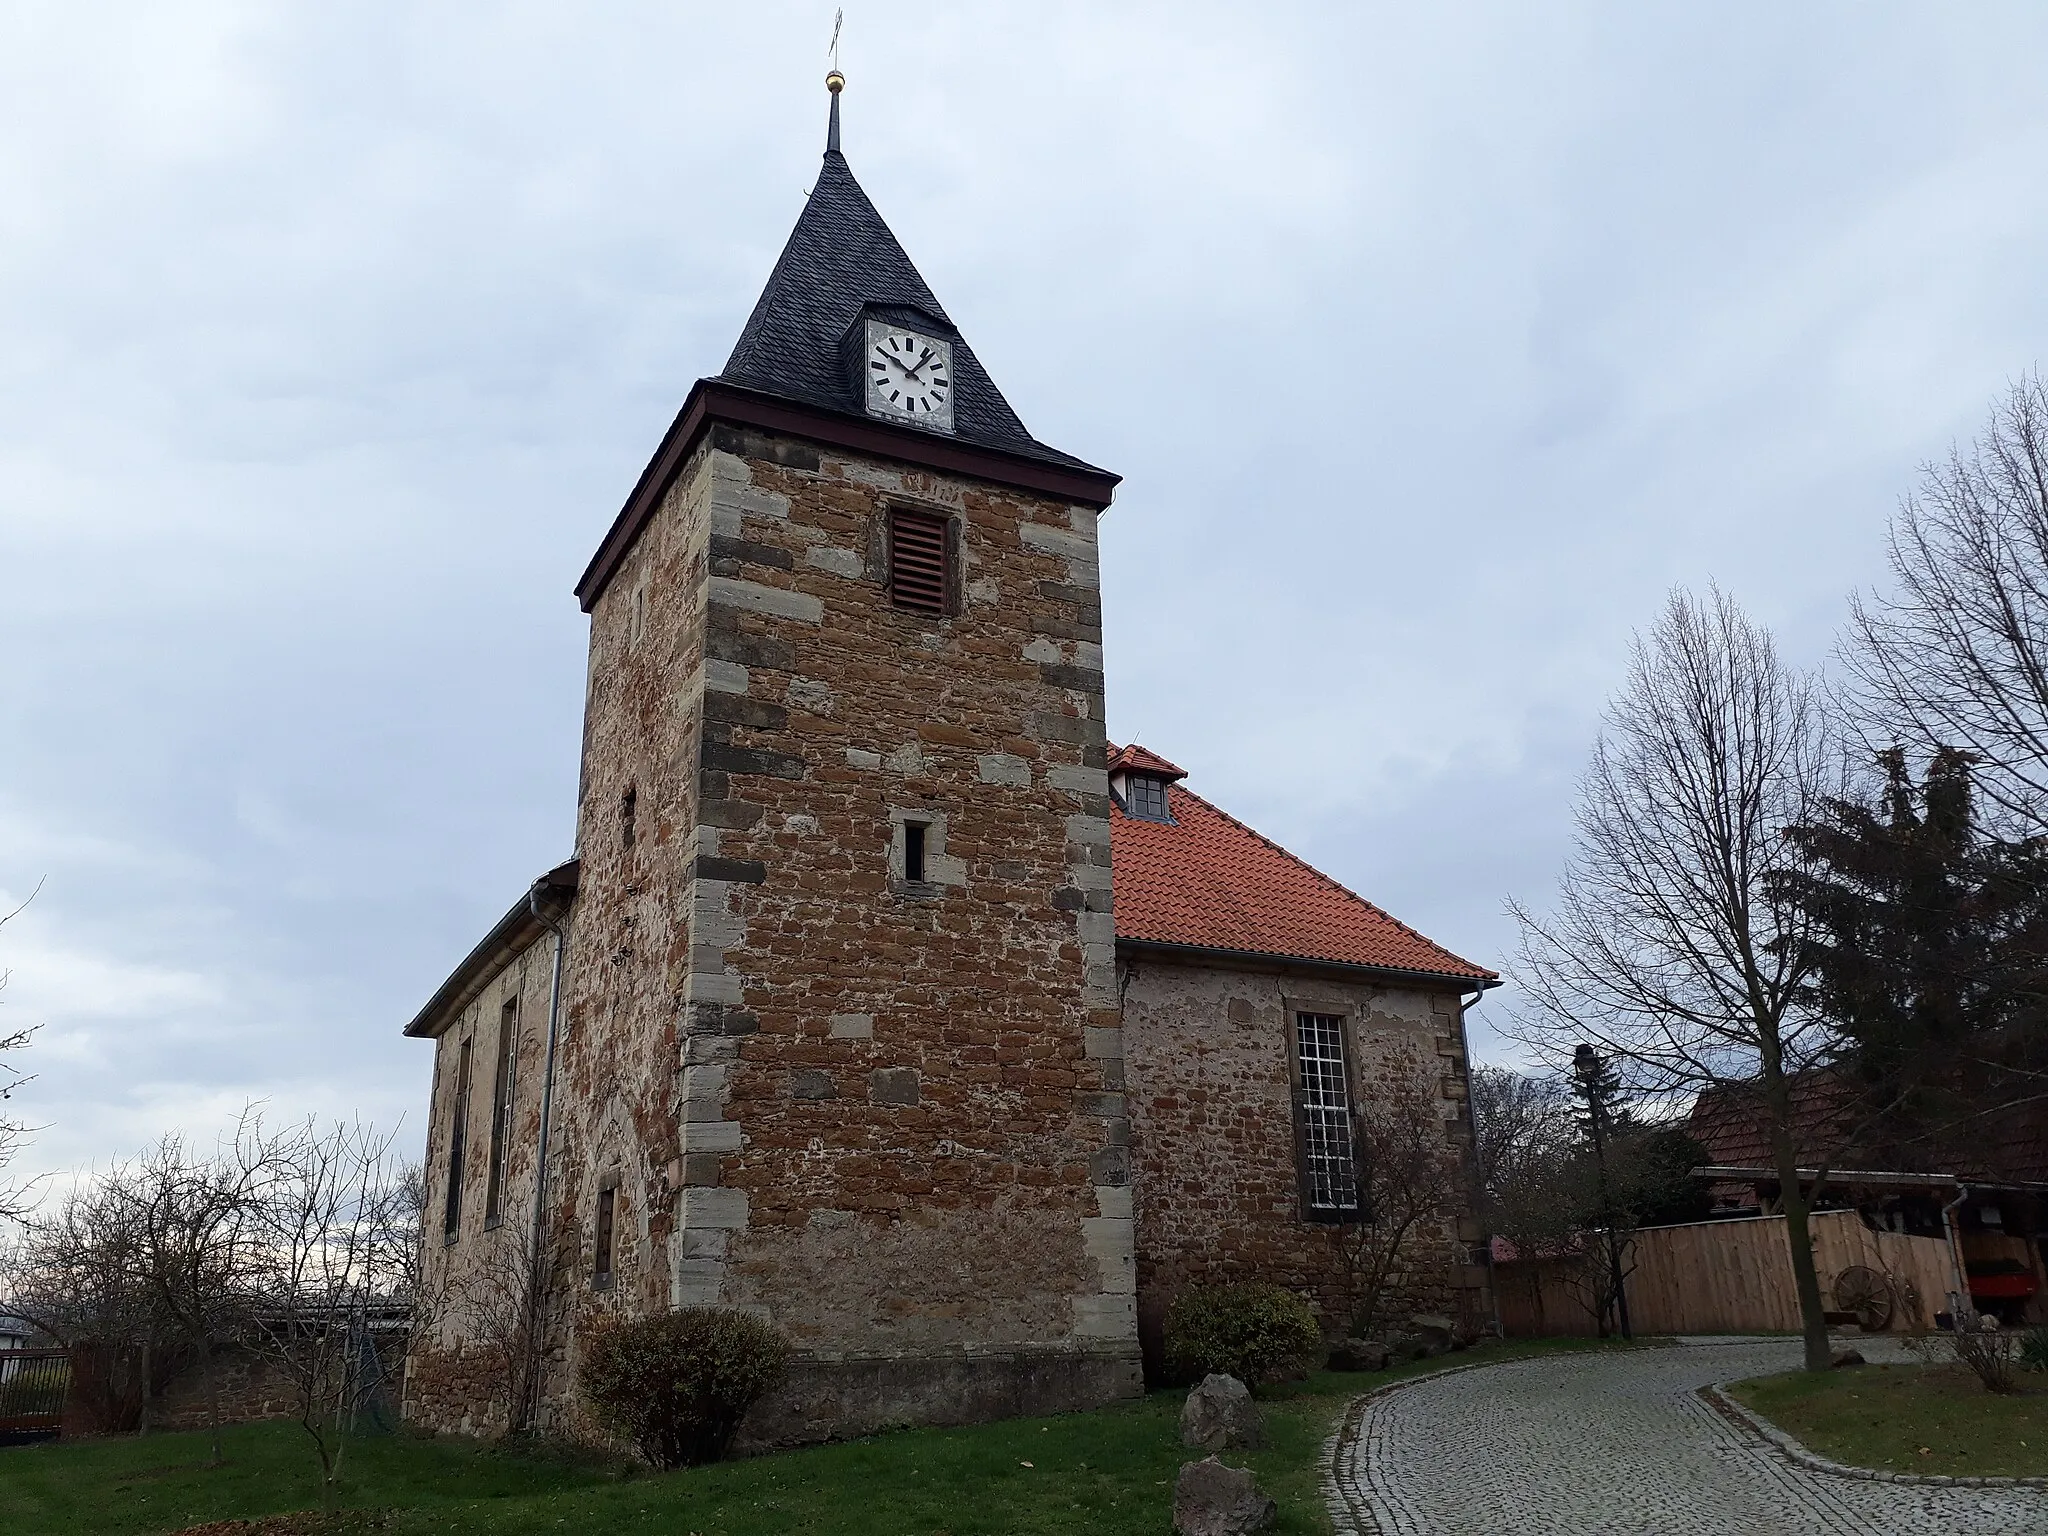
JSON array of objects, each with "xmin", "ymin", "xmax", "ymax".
[
  {"xmin": 1109, "ymin": 743, "xmax": 1187, "ymax": 780},
  {"xmin": 1107, "ymin": 745, "xmax": 1497, "ymax": 985},
  {"xmin": 1688, "ymin": 1068, "xmax": 2048, "ymax": 1186}
]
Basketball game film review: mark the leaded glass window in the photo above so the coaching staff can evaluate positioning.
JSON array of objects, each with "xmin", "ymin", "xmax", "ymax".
[{"xmin": 1295, "ymin": 1012, "xmax": 1359, "ymax": 1213}]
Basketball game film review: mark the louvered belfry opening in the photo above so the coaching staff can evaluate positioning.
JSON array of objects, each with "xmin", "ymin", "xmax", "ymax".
[{"xmin": 887, "ymin": 506, "xmax": 950, "ymax": 615}]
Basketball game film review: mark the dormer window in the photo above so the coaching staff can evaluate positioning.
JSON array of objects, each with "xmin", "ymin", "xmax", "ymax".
[
  {"xmin": 1123, "ymin": 773, "xmax": 1173, "ymax": 823},
  {"xmin": 1109, "ymin": 744, "xmax": 1188, "ymax": 825}
]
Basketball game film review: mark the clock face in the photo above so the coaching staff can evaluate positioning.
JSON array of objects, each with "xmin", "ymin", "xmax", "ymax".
[{"xmin": 864, "ymin": 323, "xmax": 955, "ymax": 431}]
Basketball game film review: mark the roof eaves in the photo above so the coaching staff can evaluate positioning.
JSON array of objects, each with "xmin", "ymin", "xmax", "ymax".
[
  {"xmin": 1115, "ymin": 936, "xmax": 1500, "ymax": 990},
  {"xmin": 1693, "ymin": 1165, "xmax": 2048, "ymax": 1196},
  {"xmin": 403, "ymin": 859, "xmax": 579, "ymax": 1040},
  {"xmin": 575, "ymin": 380, "xmax": 1119, "ymax": 612}
]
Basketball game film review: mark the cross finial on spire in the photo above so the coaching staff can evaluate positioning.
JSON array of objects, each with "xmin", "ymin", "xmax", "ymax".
[{"xmin": 825, "ymin": 9, "xmax": 845, "ymax": 156}]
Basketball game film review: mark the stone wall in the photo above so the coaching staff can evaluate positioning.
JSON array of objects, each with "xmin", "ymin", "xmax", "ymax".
[
  {"xmin": 151, "ymin": 1335, "xmax": 405, "ymax": 1433},
  {"xmin": 407, "ymin": 924, "xmax": 564, "ymax": 1436},
  {"xmin": 429, "ymin": 423, "xmax": 1146, "ymax": 1444},
  {"xmin": 662, "ymin": 428, "xmax": 1138, "ymax": 1436},
  {"xmin": 1118, "ymin": 954, "xmax": 1488, "ymax": 1378}
]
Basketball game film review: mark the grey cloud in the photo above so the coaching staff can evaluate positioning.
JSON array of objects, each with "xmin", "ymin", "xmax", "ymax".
[{"xmin": 4, "ymin": 2, "xmax": 2048, "ymax": 1184}]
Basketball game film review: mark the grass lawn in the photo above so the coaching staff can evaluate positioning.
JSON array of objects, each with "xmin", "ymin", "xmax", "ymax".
[
  {"xmin": 1729, "ymin": 1362, "xmax": 2048, "ymax": 1480},
  {"xmin": 0, "ymin": 1339, "xmax": 1624, "ymax": 1536}
]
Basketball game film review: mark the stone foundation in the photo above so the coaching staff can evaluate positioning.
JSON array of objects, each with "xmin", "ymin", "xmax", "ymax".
[{"xmin": 734, "ymin": 1346, "xmax": 1144, "ymax": 1450}]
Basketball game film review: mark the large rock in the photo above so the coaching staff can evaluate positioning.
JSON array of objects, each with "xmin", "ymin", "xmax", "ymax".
[
  {"xmin": 1173, "ymin": 1456, "xmax": 1276, "ymax": 1536},
  {"xmin": 1327, "ymin": 1337, "xmax": 1391, "ymax": 1373},
  {"xmin": 1180, "ymin": 1373, "xmax": 1264, "ymax": 1451},
  {"xmin": 1382, "ymin": 1330, "xmax": 1433, "ymax": 1363},
  {"xmin": 1410, "ymin": 1315, "xmax": 1457, "ymax": 1354}
]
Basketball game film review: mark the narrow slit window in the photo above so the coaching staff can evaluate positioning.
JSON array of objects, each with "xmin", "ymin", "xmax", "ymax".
[
  {"xmin": 1294, "ymin": 1012, "xmax": 1359, "ymax": 1215},
  {"xmin": 619, "ymin": 786, "xmax": 637, "ymax": 850},
  {"xmin": 887, "ymin": 507, "xmax": 949, "ymax": 615},
  {"xmin": 904, "ymin": 821, "xmax": 928, "ymax": 883},
  {"xmin": 443, "ymin": 1036, "xmax": 474, "ymax": 1243},
  {"xmin": 483, "ymin": 998, "xmax": 518, "ymax": 1226},
  {"xmin": 593, "ymin": 1187, "xmax": 617, "ymax": 1290}
]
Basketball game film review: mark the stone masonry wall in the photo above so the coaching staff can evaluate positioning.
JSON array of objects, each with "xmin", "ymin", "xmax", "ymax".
[
  {"xmin": 408, "ymin": 423, "xmax": 719, "ymax": 1438},
  {"xmin": 1119, "ymin": 955, "xmax": 1488, "ymax": 1379},
  {"xmin": 671, "ymin": 427, "xmax": 1139, "ymax": 1438},
  {"xmin": 526, "ymin": 434, "xmax": 721, "ymax": 1434},
  {"xmin": 156, "ymin": 1336, "xmax": 405, "ymax": 1433},
  {"xmin": 406, "ymin": 927, "xmax": 562, "ymax": 1436},
  {"xmin": 526, "ymin": 424, "xmax": 1140, "ymax": 1444}
]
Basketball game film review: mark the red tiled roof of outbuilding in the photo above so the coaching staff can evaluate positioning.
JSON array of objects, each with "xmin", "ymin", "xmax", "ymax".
[{"xmin": 1107, "ymin": 745, "xmax": 1497, "ymax": 985}]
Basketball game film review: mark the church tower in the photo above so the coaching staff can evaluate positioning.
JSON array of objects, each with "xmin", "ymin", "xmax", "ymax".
[{"xmin": 551, "ymin": 74, "xmax": 1137, "ymax": 1438}]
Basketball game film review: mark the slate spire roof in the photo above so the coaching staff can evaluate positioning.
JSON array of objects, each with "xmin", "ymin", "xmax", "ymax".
[{"xmin": 717, "ymin": 86, "xmax": 1100, "ymax": 473}]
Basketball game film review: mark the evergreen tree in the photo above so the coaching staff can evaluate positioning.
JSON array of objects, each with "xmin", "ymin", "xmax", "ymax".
[{"xmin": 1774, "ymin": 748, "xmax": 2048, "ymax": 1170}]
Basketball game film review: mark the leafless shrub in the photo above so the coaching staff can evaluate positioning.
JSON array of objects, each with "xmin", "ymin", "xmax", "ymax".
[
  {"xmin": 1324, "ymin": 1073, "xmax": 1463, "ymax": 1337},
  {"xmin": 442, "ymin": 1215, "xmax": 574, "ymax": 1435},
  {"xmin": 1954, "ymin": 1318, "xmax": 2019, "ymax": 1394}
]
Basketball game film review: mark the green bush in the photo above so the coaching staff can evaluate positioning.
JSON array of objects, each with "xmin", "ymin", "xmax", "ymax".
[
  {"xmin": 2019, "ymin": 1325, "xmax": 2048, "ymax": 1373},
  {"xmin": 577, "ymin": 1308, "xmax": 791, "ymax": 1468},
  {"xmin": 1164, "ymin": 1283, "xmax": 1322, "ymax": 1387}
]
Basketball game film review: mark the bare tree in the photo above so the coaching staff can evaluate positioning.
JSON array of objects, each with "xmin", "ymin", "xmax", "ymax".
[
  {"xmin": 5, "ymin": 1165, "xmax": 177, "ymax": 1431},
  {"xmin": 1469, "ymin": 1065, "xmax": 1576, "ymax": 1228},
  {"xmin": 1469, "ymin": 1067, "xmax": 1584, "ymax": 1328},
  {"xmin": 0, "ymin": 888, "xmax": 42, "ymax": 1226},
  {"xmin": 116, "ymin": 1115, "xmax": 294, "ymax": 1465},
  {"xmin": 240, "ymin": 1119, "xmax": 412, "ymax": 1504},
  {"xmin": 1844, "ymin": 375, "xmax": 2048, "ymax": 836},
  {"xmin": 1508, "ymin": 586, "xmax": 1842, "ymax": 1371},
  {"xmin": 1325, "ymin": 1071, "xmax": 1464, "ymax": 1337}
]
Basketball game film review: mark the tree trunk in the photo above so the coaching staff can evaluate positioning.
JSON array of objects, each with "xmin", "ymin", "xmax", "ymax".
[
  {"xmin": 1765, "ymin": 1095, "xmax": 1833, "ymax": 1371},
  {"xmin": 201, "ymin": 1331, "xmax": 223, "ymax": 1468}
]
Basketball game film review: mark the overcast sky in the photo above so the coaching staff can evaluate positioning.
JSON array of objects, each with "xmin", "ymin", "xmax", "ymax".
[{"xmin": 4, "ymin": 2, "xmax": 2047, "ymax": 1191}]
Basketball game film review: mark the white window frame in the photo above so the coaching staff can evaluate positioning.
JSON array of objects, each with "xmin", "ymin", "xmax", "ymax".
[{"xmin": 1294, "ymin": 1010, "xmax": 1361, "ymax": 1217}]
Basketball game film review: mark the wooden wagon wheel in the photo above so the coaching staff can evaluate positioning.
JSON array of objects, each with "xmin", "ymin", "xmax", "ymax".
[{"xmin": 1832, "ymin": 1265, "xmax": 1895, "ymax": 1331}]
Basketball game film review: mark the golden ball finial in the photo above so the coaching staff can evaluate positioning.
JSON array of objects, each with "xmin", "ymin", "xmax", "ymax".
[{"xmin": 826, "ymin": 70, "xmax": 845, "ymax": 95}]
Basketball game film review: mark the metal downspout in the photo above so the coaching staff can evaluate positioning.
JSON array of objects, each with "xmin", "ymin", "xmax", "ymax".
[
  {"xmin": 1458, "ymin": 984, "xmax": 1504, "ymax": 1340},
  {"xmin": 1940, "ymin": 1181, "xmax": 1971, "ymax": 1325},
  {"xmin": 529, "ymin": 885, "xmax": 568, "ymax": 1237}
]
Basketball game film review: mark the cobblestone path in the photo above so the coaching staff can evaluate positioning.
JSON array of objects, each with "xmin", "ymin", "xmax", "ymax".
[{"xmin": 1329, "ymin": 1340, "xmax": 2048, "ymax": 1534}]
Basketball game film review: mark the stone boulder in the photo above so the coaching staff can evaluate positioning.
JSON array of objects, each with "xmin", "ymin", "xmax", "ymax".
[
  {"xmin": 1173, "ymin": 1456, "xmax": 1276, "ymax": 1536},
  {"xmin": 1326, "ymin": 1337, "xmax": 1391, "ymax": 1373},
  {"xmin": 1180, "ymin": 1373, "xmax": 1264, "ymax": 1451},
  {"xmin": 1831, "ymin": 1348, "xmax": 1867, "ymax": 1368},
  {"xmin": 1381, "ymin": 1330, "xmax": 1433, "ymax": 1364},
  {"xmin": 1410, "ymin": 1315, "xmax": 1457, "ymax": 1354}
]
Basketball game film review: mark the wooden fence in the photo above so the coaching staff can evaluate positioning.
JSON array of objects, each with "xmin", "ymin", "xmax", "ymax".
[{"xmin": 1496, "ymin": 1210, "xmax": 1970, "ymax": 1338}]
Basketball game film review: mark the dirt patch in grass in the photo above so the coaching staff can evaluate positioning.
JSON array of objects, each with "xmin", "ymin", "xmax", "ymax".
[{"xmin": 1730, "ymin": 1362, "xmax": 2048, "ymax": 1480}]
